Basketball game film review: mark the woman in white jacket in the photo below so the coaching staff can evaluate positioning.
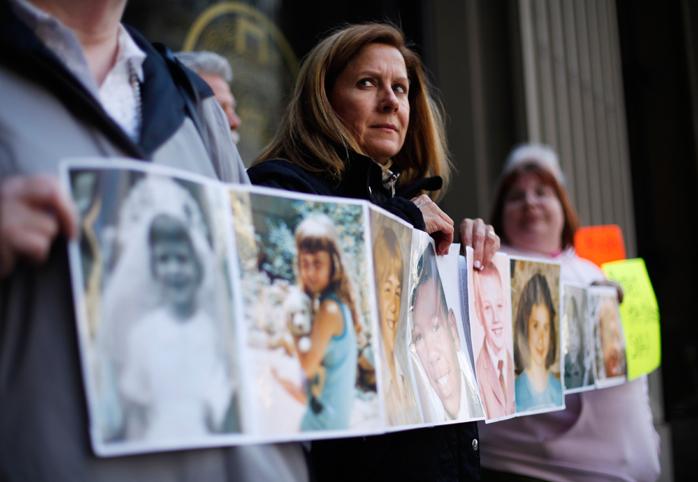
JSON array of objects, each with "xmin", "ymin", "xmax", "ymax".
[{"xmin": 478, "ymin": 143, "xmax": 660, "ymax": 482}]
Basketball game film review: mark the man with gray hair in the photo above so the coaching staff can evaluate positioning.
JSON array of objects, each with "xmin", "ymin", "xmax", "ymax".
[
  {"xmin": 0, "ymin": 0, "xmax": 305, "ymax": 480},
  {"xmin": 176, "ymin": 51, "xmax": 242, "ymax": 143}
]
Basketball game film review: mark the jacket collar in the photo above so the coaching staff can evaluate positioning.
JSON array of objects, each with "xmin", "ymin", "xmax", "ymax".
[
  {"xmin": 337, "ymin": 150, "xmax": 397, "ymax": 202},
  {"xmin": 0, "ymin": 4, "xmax": 210, "ymax": 160}
]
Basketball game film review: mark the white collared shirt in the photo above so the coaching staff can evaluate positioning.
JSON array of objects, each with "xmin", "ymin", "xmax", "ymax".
[
  {"xmin": 10, "ymin": 0, "xmax": 146, "ymax": 140},
  {"xmin": 98, "ymin": 27, "xmax": 146, "ymax": 140}
]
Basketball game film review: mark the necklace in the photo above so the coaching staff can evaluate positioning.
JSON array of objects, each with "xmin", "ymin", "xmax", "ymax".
[
  {"xmin": 382, "ymin": 168, "xmax": 400, "ymax": 197},
  {"xmin": 375, "ymin": 159, "xmax": 400, "ymax": 197}
]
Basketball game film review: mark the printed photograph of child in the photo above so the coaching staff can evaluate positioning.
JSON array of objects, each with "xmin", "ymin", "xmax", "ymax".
[
  {"xmin": 471, "ymin": 252, "xmax": 515, "ymax": 421},
  {"xmin": 67, "ymin": 164, "xmax": 240, "ymax": 455},
  {"xmin": 510, "ymin": 258, "xmax": 564, "ymax": 415},
  {"xmin": 230, "ymin": 189, "xmax": 379, "ymax": 437},
  {"xmin": 370, "ymin": 208, "xmax": 421, "ymax": 426},
  {"xmin": 408, "ymin": 234, "xmax": 483, "ymax": 423},
  {"xmin": 563, "ymin": 284, "xmax": 595, "ymax": 392},
  {"xmin": 589, "ymin": 286, "xmax": 627, "ymax": 387}
]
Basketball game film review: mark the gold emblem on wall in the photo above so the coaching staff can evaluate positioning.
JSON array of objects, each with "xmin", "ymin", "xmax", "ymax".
[{"xmin": 183, "ymin": 2, "xmax": 299, "ymax": 165}]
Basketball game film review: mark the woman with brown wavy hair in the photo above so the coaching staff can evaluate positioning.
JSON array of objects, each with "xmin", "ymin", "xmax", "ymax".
[
  {"xmin": 252, "ymin": 22, "xmax": 459, "ymax": 255},
  {"xmin": 250, "ymin": 22, "xmax": 498, "ymax": 482}
]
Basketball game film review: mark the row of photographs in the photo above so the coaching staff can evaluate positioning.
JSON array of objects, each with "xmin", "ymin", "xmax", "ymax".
[{"xmin": 62, "ymin": 159, "xmax": 627, "ymax": 456}]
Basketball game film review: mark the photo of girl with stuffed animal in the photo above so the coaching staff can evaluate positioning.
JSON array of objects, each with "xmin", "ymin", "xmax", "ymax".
[
  {"xmin": 67, "ymin": 165, "xmax": 241, "ymax": 455},
  {"xmin": 230, "ymin": 189, "xmax": 380, "ymax": 436},
  {"xmin": 510, "ymin": 258, "xmax": 564, "ymax": 415}
]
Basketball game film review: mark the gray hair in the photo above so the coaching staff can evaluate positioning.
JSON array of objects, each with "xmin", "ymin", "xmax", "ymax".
[{"xmin": 175, "ymin": 51, "xmax": 233, "ymax": 83}]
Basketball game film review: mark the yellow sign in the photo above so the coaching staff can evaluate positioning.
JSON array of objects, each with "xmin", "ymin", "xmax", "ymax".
[{"xmin": 602, "ymin": 258, "xmax": 661, "ymax": 379}]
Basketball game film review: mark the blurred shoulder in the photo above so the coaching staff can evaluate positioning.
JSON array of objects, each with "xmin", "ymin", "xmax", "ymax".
[
  {"xmin": 319, "ymin": 298, "xmax": 341, "ymax": 316},
  {"xmin": 559, "ymin": 248, "xmax": 605, "ymax": 284}
]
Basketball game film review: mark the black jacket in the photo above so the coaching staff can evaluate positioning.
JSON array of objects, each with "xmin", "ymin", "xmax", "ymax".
[
  {"xmin": 248, "ymin": 153, "xmax": 427, "ymax": 230},
  {"xmin": 249, "ymin": 154, "xmax": 480, "ymax": 482}
]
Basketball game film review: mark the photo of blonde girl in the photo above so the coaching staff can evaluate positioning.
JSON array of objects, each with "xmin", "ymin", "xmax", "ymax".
[
  {"xmin": 370, "ymin": 213, "xmax": 420, "ymax": 426},
  {"xmin": 273, "ymin": 215, "xmax": 360, "ymax": 431},
  {"xmin": 233, "ymin": 190, "xmax": 378, "ymax": 436}
]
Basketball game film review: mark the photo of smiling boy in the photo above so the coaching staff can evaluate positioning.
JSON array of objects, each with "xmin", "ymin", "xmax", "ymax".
[
  {"xmin": 471, "ymin": 253, "xmax": 515, "ymax": 420},
  {"xmin": 409, "ymin": 239, "xmax": 483, "ymax": 423}
]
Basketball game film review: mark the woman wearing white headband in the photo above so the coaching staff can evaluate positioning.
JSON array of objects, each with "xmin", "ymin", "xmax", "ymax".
[{"xmin": 479, "ymin": 143, "xmax": 660, "ymax": 481}]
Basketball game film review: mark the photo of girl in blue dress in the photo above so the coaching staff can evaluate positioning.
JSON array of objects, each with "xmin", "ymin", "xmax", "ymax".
[
  {"xmin": 511, "ymin": 261, "xmax": 564, "ymax": 414},
  {"xmin": 283, "ymin": 215, "xmax": 360, "ymax": 430},
  {"xmin": 233, "ymin": 189, "xmax": 378, "ymax": 436}
]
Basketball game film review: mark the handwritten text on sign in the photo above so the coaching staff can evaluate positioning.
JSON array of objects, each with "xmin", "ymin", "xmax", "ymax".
[{"xmin": 602, "ymin": 258, "xmax": 661, "ymax": 379}]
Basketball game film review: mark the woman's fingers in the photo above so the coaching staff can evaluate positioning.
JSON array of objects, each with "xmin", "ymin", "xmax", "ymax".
[
  {"xmin": 10, "ymin": 175, "xmax": 77, "ymax": 238},
  {"xmin": 430, "ymin": 214, "xmax": 454, "ymax": 255},
  {"xmin": 483, "ymin": 224, "xmax": 500, "ymax": 266},
  {"xmin": 411, "ymin": 194, "xmax": 454, "ymax": 255},
  {"xmin": 430, "ymin": 229, "xmax": 453, "ymax": 255},
  {"xmin": 459, "ymin": 218, "xmax": 500, "ymax": 270},
  {"xmin": 469, "ymin": 218, "xmax": 487, "ymax": 269},
  {"xmin": 409, "ymin": 196, "xmax": 500, "ymax": 260},
  {"xmin": 459, "ymin": 218, "xmax": 475, "ymax": 249},
  {"xmin": 0, "ymin": 175, "xmax": 77, "ymax": 277}
]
